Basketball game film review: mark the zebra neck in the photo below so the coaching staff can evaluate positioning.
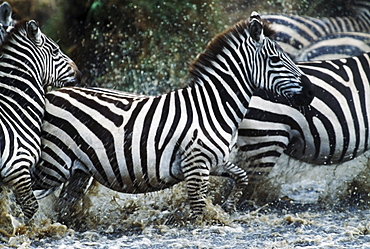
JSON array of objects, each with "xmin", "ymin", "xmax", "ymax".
[
  {"xmin": 0, "ymin": 49, "xmax": 44, "ymax": 85},
  {"xmin": 0, "ymin": 56, "xmax": 45, "ymax": 118},
  {"xmin": 187, "ymin": 76, "xmax": 252, "ymax": 130}
]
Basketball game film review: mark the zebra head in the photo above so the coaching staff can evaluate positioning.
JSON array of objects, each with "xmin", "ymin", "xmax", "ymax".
[
  {"xmin": 24, "ymin": 20, "xmax": 81, "ymax": 88},
  {"xmin": 248, "ymin": 11, "xmax": 314, "ymax": 106}
]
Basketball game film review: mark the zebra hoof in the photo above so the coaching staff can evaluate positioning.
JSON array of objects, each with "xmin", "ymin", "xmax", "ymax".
[
  {"xmin": 20, "ymin": 198, "xmax": 39, "ymax": 221},
  {"xmin": 164, "ymin": 210, "xmax": 187, "ymax": 226},
  {"xmin": 188, "ymin": 213, "xmax": 205, "ymax": 225}
]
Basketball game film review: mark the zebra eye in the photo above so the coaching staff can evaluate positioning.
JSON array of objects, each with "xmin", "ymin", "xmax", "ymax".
[{"xmin": 52, "ymin": 48, "xmax": 59, "ymax": 56}]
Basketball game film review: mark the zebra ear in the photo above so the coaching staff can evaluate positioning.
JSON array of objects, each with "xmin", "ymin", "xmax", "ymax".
[
  {"xmin": 249, "ymin": 11, "xmax": 264, "ymax": 43},
  {"xmin": 0, "ymin": 2, "xmax": 13, "ymax": 27},
  {"xmin": 26, "ymin": 20, "xmax": 43, "ymax": 46}
]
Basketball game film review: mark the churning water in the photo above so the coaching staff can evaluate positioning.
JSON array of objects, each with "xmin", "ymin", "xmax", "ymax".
[{"xmin": 2, "ymin": 151, "xmax": 370, "ymax": 248}]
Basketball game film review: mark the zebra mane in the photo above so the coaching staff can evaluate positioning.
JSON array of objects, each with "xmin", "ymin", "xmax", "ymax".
[
  {"xmin": 0, "ymin": 19, "xmax": 28, "ymax": 50},
  {"xmin": 188, "ymin": 18, "xmax": 274, "ymax": 83}
]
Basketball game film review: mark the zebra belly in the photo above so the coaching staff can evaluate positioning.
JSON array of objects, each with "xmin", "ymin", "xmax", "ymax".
[
  {"xmin": 80, "ymin": 149, "xmax": 185, "ymax": 194},
  {"xmin": 48, "ymin": 113, "xmax": 188, "ymax": 193}
]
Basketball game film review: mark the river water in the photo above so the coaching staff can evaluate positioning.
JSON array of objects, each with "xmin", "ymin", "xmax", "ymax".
[
  {"xmin": 17, "ymin": 209, "xmax": 370, "ymax": 248},
  {"xmin": 2, "ymin": 154, "xmax": 370, "ymax": 249}
]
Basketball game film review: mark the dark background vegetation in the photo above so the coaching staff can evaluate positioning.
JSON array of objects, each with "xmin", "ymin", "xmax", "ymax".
[{"xmin": 9, "ymin": 0, "xmax": 350, "ymax": 94}]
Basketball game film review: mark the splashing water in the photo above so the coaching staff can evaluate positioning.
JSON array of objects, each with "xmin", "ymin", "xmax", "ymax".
[{"xmin": 1, "ymin": 0, "xmax": 369, "ymax": 248}]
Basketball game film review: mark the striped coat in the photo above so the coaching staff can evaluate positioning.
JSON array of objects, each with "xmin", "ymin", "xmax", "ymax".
[
  {"xmin": 32, "ymin": 12, "xmax": 314, "ymax": 221},
  {"xmin": 0, "ymin": 20, "xmax": 79, "ymax": 219},
  {"xmin": 238, "ymin": 52, "xmax": 370, "ymax": 188}
]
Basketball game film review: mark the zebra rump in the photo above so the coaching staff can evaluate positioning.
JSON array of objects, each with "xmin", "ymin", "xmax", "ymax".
[{"xmin": 31, "ymin": 12, "xmax": 313, "ymax": 222}]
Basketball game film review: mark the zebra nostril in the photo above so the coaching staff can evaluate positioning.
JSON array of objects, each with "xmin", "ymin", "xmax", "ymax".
[
  {"xmin": 288, "ymin": 76, "xmax": 315, "ymax": 106},
  {"xmin": 307, "ymin": 88, "xmax": 314, "ymax": 99}
]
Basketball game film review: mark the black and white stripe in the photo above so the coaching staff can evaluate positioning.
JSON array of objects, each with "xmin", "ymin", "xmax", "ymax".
[
  {"xmin": 0, "ymin": 20, "xmax": 80, "ymax": 219},
  {"xmin": 295, "ymin": 32, "xmax": 370, "ymax": 61},
  {"xmin": 263, "ymin": 0, "xmax": 370, "ymax": 59},
  {"xmin": 31, "ymin": 12, "xmax": 313, "ymax": 220},
  {"xmin": 237, "ymin": 52, "xmax": 370, "ymax": 189}
]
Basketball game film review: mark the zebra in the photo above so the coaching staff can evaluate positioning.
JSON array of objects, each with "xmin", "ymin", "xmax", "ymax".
[
  {"xmin": 31, "ymin": 12, "xmax": 314, "ymax": 222},
  {"xmin": 295, "ymin": 32, "xmax": 370, "ymax": 61},
  {"xmin": 262, "ymin": 0, "xmax": 370, "ymax": 59},
  {"xmin": 0, "ymin": 20, "xmax": 80, "ymax": 220},
  {"xmin": 237, "ymin": 51, "xmax": 370, "ymax": 198}
]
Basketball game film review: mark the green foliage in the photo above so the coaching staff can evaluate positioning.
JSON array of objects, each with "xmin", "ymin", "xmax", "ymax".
[{"xmin": 60, "ymin": 0, "xmax": 227, "ymax": 94}]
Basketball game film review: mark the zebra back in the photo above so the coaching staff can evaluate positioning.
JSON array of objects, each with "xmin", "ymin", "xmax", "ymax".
[
  {"xmin": 295, "ymin": 32, "xmax": 370, "ymax": 61},
  {"xmin": 263, "ymin": 0, "xmax": 370, "ymax": 58}
]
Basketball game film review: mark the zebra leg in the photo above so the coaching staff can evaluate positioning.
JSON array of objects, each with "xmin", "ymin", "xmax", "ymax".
[
  {"xmin": 57, "ymin": 169, "xmax": 91, "ymax": 227},
  {"xmin": 219, "ymin": 161, "xmax": 248, "ymax": 212},
  {"xmin": 184, "ymin": 165, "xmax": 210, "ymax": 220},
  {"xmin": 235, "ymin": 146, "xmax": 290, "ymax": 208},
  {"xmin": 6, "ymin": 169, "xmax": 39, "ymax": 220}
]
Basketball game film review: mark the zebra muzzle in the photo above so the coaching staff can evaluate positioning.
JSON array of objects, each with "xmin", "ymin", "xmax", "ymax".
[
  {"xmin": 66, "ymin": 69, "xmax": 82, "ymax": 87},
  {"xmin": 292, "ymin": 74, "xmax": 315, "ymax": 106}
]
